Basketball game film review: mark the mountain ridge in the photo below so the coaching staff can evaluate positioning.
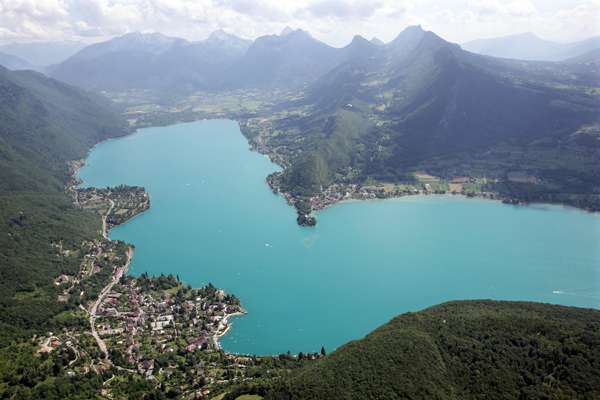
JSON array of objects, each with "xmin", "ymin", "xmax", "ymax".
[{"xmin": 463, "ymin": 32, "xmax": 600, "ymax": 61}]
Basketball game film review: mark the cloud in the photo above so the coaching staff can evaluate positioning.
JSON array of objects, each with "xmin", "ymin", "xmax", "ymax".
[
  {"xmin": 216, "ymin": 0, "xmax": 291, "ymax": 20},
  {"xmin": 469, "ymin": 0, "xmax": 537, "ymax": 17},
  {"xmin": 0, "ymin": 0, "xmax": 596, "ymax": 47},
  {"xmin": 547, "ymin": 1, "xmax": 600, "ymax": 40},
  {"xmin": 303, "ymin": 0, "xmax": 385, "ymax": 19}
]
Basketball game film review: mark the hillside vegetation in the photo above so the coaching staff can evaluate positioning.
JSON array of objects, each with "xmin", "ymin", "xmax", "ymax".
[
  {"xmin": 261, "ymin": 301, "xmax": 600, "ymax": 400},
  {"xmin": 0, "ymin": 65, "xmax": 127, "ymax": 345},
  {"xmin": 246, "ymin": 26, "xmax": 600, "ymax": 218}
]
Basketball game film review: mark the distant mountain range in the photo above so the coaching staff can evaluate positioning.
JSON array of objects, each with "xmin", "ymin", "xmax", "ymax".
[
  {"xmin": 0, "ymin": 51, "xmax": 35, "ymax": 71},
  {"xmin": 226, "ymin": 28, "xmax": 341, "ymax": 89},
  {"xmin": 258, "ymin": 27, "xmax": 599, "ymax": 214},
  {"xmin": 50, "ymin": 28, "xmax": 362, "ymax": 91},
  {"xmin": 50, "ymin": 31, "xmax": 251, "ymax": 92},
  {"xmin": 0, "ymin": 40, "xmax": 85, "ymax": 67},
  {"xmin": 46, "ymin": 26, "xmax": 600, "ymax": 219},
  {"xmin": 462, "ymin": 32, "xmax": 600, "ymax": 61}
]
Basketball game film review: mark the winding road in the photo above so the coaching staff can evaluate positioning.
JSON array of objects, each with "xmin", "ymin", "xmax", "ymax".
[{"xmin": 89, "ymin": 246, "xmax": 132, "ymax": 360}]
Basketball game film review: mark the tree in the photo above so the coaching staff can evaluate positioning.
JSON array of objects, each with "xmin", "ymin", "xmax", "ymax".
[{"xmin": 320, "ymin": 346, "xmax": 326, "ymax": 356}]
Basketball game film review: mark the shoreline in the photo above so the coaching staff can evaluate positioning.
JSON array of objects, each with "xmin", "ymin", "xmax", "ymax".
[
  {"xmin": 70, "ymin": 118, "xmax": 599, "ymax": 359},
  {"xmin": 314, "ymin": 192, "xmax": 600, "ymax": 218},
  {"xmin": 111, "ymin": 117, "xmax": 600, "ymax": 221},
  {"xmin": 265, "ymin": 174, "xmax": 600, "ymax": 226},
  {"xmin": 68, "ymin": 140, "xmax": 249, "ymax": 353},
  {"xmin": 212, "ymin": 310, "xmax": 247, "ymax": 350}
]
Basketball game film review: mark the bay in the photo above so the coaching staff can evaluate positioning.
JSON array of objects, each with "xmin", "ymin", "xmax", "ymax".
[{"xmin": 78, "ymin": 120, "xmax": 600, "ymax": 355}]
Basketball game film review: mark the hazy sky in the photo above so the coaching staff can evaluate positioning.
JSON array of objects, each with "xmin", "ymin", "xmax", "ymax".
[{"xmin": 0, "ymin": 0, "xmax": 598, "ymax": 46}]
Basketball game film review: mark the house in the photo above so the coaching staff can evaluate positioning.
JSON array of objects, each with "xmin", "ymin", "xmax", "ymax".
[{"xmin": 186, "ymin": 337, "xmax": 209, "ymax": 352}]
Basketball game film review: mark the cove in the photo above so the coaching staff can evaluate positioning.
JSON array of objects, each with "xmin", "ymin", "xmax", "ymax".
[{"xmin": 78, "ymin": 120, "xmax": 600, "ymax": 355}]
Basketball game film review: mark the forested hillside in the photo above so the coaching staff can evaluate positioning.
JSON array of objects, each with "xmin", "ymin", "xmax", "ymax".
[
  {"xmin": 246, "ymin": 26, "xmax": 600, "ymax": 220},
  {"xmin": 260, "ymin": 301, "xmax": 600, "ymax": 400},
  {"xmin": 0, "ymin": 66, "xmax": 127, "ymax": 345}
]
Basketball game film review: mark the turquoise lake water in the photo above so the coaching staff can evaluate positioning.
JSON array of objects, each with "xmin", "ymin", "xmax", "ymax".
[{"xmin": 78, "ymin": 120, "xmax": 600, "ymax": 355}]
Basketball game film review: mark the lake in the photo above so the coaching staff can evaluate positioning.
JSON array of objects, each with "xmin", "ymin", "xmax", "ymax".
[{"xmin": 78, "ymin": 120, "xmax": 600, "ymax": 355}]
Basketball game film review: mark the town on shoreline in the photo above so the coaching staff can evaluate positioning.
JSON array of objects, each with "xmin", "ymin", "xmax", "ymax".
[
  {"xmin": 101, "ymin": 89, "xmax": 600, "ymax": 228},
  {"xmin": 35, "ymin": 161, "xmax": 323, "ymax": 399}
]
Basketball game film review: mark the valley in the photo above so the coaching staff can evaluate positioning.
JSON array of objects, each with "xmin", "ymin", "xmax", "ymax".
[{"xmin": 78, "ymin": 26, "xmax": 600, "ymax": 227}]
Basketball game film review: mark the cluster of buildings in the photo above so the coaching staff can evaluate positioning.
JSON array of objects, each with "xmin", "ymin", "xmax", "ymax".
[
  {"xmin": 75, "ymin": 185, "xmax": 150, "ymax": 229},
  {"xmin": 95, "ymin": 277, "xmax": 245, "ymax": 375}
]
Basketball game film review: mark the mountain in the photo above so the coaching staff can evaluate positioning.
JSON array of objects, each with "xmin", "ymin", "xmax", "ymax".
[
  {"xmin": 0, "ymin": 52, "xmax": 35, "ymax": 70},
  {"xmin": 341, "ymin": 35, "xmax": 379, "ymax": 59},
  {"xmin": 565, "ymin": 48, "xmax": 600, "ymax": 65},
  {"xmin": 462, "ymin": 32, "xmax": 600, "ymax": 61},
  {"xmin": 49, "ymin": 32, "xmax": 185, "ymax": 91},
  {"xmin": 370, "ymin": 37, "xmax": 385, "ymax": 46},
  {"xmin": 0, "ymin": 67, "xmax": 127, "ymax": 191},
  {"xmin": 248, "ymin": 26, "xmax": 599, "ymax": 214},
  {"xmin": 50, "ymin": 31, "xmax": 250, "ymax": 92},
  {"xmin": 226, "ymin": 31, "xmax": 387, "ymax": 89},
  {"xmin": 0, "ymin": 65, "xmax": 127, "ymax": 343},
  {"xmin": 259, "ymin": 301, "xmax": 600, "ymax": 399},
  {"xmin": 204, "ymin": 29, "xmax": 251, "ymax": 53},
  {"xmin": 0, "ymin": 40, "xmax": 85, "ymax": 66},
  {"xmin": 226, "ymin": 29, "xmax": 341, "ymax": 88}
]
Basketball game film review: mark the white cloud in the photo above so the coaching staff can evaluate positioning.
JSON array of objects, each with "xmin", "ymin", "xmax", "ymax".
[
  {"xmin": 470, "ymin": 0, "xmax": 537, "ymax": 17},
  {"xmin": 0, "ymin": 0, "xmax": 596, "ymax": 46},
  {"xmin": 302, "ymin": 0, "xmax": 385, "ymax": 19}
]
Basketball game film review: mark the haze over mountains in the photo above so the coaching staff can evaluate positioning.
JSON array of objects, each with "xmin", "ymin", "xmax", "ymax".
[
  {"xmin": 49, "ymin": 27, "xmax": 375, "ymax": 91},
  {"xmin": 0, "ymin": 52, "xmax": 35, "ymax": 71},
  {"xmin": 49, "ymin": 31, "xmax": 251, "ymax": 92},
  {"xmin": 0, "ymin": 66, "xmax": 126, "ymax": 192},
  {"xmin": 45, "ymin": 25, "xmax": 600, "ymax": 217},
  {"xmin": 462, "ymin": 32, "xmax": 600, "ymax": 61},
  {"xmin": 250, "ymin": 26, "xmax": 599, "ymax": 211},
  {"xmin": 47, "ymin": 27, "xmax": 600, "ymax": 93},
  {"xmin": 0, "ymin": 41, "xmax": 85, "ymax": 68}
]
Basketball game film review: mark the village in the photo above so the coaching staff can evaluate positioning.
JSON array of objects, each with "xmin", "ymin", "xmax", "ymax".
[
  {"xmin": 73, "ymin": 185, "xmax": 150, "ymax": 231},
  {"xmin": 95, "ymin": 274, "xmax": 246, "ymax": 375},
  {"xmin": 33, "ymin": 175, "xmax": 319, "ymax": 399},
  {"xmin": 266, "ymin": 169, "xmax": 502, "ymax": 226}
]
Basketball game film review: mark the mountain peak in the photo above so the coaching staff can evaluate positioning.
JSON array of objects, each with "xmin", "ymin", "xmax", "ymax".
[
  {"xmin": 281, "ymin": 26, "xmax": 295, "ymax": 36},
  {"xmin": 204, "ymin": 29, "xmax": 250, "ymax": 52},
  {"xmin": 502, "ymin": 32, "xmax": 540, "ymax": 41},
  {"xmin": 387, "ymin": 26, "xmax": 452, "ymax": 58},
  {"xmin": 120, "ymin": 31, "xmax": 171, "ymax": 41},
  {"xmin": 405, "ymin": 25, "xmax": 425, "ymax": 33},
  {"xmin": 350, "ymin": 35, "xmax": 370, "ymax": 45},
  {"xmin": 279, "ymin": 27, "xmax": 313, "ymax": 40},
  {"xmin": 206, "ymin": 29, "xmax": 247, "ymax": 44},
  {"xmin": 208, "ymin": 29, "xmax": 231, "ymax": 41},
  {"xmin": 389, "ymin": 25, "xmax": 427, "ymax": 49},
  {"xmin": 370, "ymin": 37, "xmax": 385, "ymax": 46},
  {"xmin": 115, "ymin": 31, "xmax": 183, "ymax": 48}
]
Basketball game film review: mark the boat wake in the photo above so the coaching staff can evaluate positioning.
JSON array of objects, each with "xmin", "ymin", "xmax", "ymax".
[{"xmin": 552, "ymin": 288, "xmax": 600, "ymax": 300}]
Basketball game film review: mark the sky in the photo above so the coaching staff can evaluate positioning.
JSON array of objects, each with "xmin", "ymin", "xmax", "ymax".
[{"xmin": 0, "ymin": 0, "xmax": 598, "ymax": 47}]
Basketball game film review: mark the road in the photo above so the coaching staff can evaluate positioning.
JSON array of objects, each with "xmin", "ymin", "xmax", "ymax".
[
  {"xmin": 89, "ymin": 246, "xmax": 133, "ymax": 360},
  {"xmin": 102, "ymin": 199, "xmax": 115, "ymax": 239}
]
